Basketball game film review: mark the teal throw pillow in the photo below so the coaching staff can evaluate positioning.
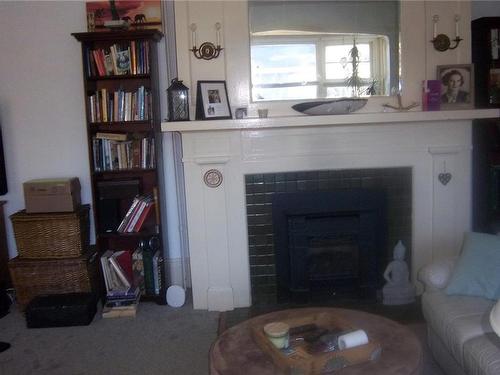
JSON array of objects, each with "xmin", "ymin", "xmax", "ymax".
[{"xmin": 445, "ymin": 232, "xmax": 500, "ymax": 299}]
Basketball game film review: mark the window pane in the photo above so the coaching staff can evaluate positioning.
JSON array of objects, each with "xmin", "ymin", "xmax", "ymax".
[
  {"xmin": 252, "ymin": 85, "xmax": 317, "ymax": 101},
  {"xmin": 325, "ymin": 43, "xmax": 371, "ymax": 80},
  {"xmin": 325, "ymin": 45, "xmax": 352, "ymax": 63},
  {"xmin": 251, "ymin": 44, "xmax": 317, "ymax": 85},
  {"xmin": 325, "ymin": 62, "xmax": 350, "ymax": 80},
  {"xmin": 358, "ymin": 62, "xmax": 371, "ymax": 79}
]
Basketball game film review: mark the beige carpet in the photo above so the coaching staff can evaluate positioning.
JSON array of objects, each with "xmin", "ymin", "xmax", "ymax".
[
  {"xmin": 0, "ymin": 302, "xmax": 444, "ymax": 375},
  {"xmin": 0, "ymin": 301, "xmax": 219, "ymax": 375}
]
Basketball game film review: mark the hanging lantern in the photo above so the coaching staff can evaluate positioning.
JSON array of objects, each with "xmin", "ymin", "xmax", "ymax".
[{"xmin": 167, "ymin": 78, "xmax": 189, "ymax": 121}]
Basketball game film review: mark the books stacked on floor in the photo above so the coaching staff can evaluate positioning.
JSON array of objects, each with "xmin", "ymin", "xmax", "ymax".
[
  {"xmin": 116, "ymin": 194, "xmax": 155, "ymax": 233},
  {"xmin": 100, "ymin": 250, "xmax": 140, "ymax": 318}
]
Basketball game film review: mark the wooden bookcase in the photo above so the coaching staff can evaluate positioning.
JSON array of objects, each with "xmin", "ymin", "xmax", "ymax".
[
  {"xmin": 472, "ymin": 18, "xmax": 500, "ymax": 233},
  {"xmin": 72, "ymin": 30, "xmax": 165, "ymax": 303}
]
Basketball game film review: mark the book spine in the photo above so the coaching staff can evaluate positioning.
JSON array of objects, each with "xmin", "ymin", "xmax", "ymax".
[
  {"xmin": 152, "ymin": 251, "xmax": 160, "ymax": 295},
  {"xmin": 109, "ymin": 256, "xmax": 131, "ymax": 288},
  {"xmin": 132, "ymin": 248, "xmax": 145, "ymax": 294},
  {"xmin": 142, "ymin": 249, "xmax": 155, "ymax": 295}
]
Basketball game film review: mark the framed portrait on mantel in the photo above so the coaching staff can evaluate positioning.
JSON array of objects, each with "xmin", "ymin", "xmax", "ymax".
[
  {"xmin": 196, "ymin": 81, "xmax": 232, "ymax": 120},
  {"xmin": 437, "ymin": 64, "xmax": 474, "ymax": 110}
]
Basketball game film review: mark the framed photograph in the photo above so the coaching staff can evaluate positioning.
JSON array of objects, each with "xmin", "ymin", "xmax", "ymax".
[
  {"xmin": 437, "ymin": 64, "xmax": 474, "ymax": 110},
  {"xmin": 195, "ymin": 81, "xmax": 232, "ymax": 120},
  {"xmin": 85, "ymin": 1, "xmax": 163, "ymax": 32}
]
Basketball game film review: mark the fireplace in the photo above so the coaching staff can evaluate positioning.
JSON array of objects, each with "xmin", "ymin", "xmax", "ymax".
[
  {"xmin": 245, "ymin": 168, "xmax": 411, "ymax": 306},
  {"xmin": 164, "ymin": 113, "xmax": 480, "ymax": 310},
  {"xmin": 273, "ymin": 189, "xmax": 386, "ymax": 302}
]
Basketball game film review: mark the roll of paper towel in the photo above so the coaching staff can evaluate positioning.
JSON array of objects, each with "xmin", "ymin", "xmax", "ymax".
[{"xmin": 338, "ymin": 329, "xmax": 369, "ymax": 350}]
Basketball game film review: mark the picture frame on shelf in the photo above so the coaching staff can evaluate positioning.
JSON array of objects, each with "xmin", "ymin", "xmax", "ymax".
[
  {"xmin": 437, "ymin": 64, "xmax": 474, "ymax": 110},
  {"xmin": 195, "ymin": 80, "xmax": 232, "ymax": 120},
  {"xmin": 85, "ymin": 1, "xmax": 163, "ymax": 32}
]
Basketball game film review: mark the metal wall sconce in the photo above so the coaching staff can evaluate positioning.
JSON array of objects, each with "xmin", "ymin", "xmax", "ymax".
[
  {"xmin": 189, "ymin": 22, "xmax": 223, "ymax": 60},
  {"xmin": 431, "ymin": 15, "xmax": 462, "ymax": 52}
]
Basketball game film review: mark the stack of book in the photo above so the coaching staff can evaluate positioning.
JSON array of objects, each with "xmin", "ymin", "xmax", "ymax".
[
  {"xmin": 117, "ymin": 194, "xmax": 155, "ymax": 233},
  {"xmin": 100, "ymin": 250, "xmax": 140, "ymax": 318}
]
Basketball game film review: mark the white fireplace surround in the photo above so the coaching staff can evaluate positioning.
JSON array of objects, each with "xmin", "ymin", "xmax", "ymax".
[{"xmin": 163, "ymin": 109, "xmax": 499, "ymax": 311}]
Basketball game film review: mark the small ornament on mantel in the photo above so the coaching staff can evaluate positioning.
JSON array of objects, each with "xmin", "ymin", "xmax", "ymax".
[
  {"xmin": 382, "ymin": 89, "xmax": 419, "ymax": 111},
  {"xmin": 382, "ymin": 240, "xmax": 416, "ymax": 305}
]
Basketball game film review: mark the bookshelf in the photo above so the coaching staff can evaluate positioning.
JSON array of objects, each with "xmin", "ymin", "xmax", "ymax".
[
  {"xmin": 72, "ymin": 30, "xmax": 165, "ymax": 304},
  {"xmin": 471, "ymin": 18, "xmax": 500, "ymax": 233}
]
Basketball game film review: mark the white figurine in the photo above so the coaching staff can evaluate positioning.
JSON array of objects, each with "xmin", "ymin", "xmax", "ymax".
[{"xmin": 382, "ymin": 240, "xmax": 416, "ymax": 305}]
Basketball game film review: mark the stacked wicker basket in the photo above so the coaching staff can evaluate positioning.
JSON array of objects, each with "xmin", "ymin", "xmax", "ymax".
[{"xmin": 8, "ymin": 205, "xmax": 97, "ymax": 309}]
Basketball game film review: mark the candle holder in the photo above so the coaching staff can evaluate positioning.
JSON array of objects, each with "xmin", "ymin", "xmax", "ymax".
[
  {"xmin": 189, "ymin": 23, "xmax": 224, "ymax": 60},
  {"xmin": 431, "ymin": 15, "xmax": 463, "ymax": 52}
]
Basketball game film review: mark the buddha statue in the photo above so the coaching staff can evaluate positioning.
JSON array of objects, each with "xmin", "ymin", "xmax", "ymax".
[{"xmin": 382, "ymin": 240, "xmax": 416, "ymax": 305}]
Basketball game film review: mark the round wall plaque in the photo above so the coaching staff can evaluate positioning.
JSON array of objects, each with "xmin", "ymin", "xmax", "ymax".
[{"xmin": 203, "ymin": 169, "xmax": 223, "ymax": 188}]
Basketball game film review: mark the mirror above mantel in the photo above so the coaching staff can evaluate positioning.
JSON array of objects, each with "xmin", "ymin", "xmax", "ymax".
[{"xmin": 249, "ymin": 0, "xmax": 400, "ymax": 102}]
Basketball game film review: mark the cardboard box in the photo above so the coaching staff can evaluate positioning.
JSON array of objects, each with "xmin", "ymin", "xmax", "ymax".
[{"xmin": 24, "ymin": 178, "xmax": 81, "ymax": 213}]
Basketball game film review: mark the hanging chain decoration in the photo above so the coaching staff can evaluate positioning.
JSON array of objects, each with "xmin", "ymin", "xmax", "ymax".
[{"xmin": 438, "ymin": 160, "xmax": 452, "ymax": 186}]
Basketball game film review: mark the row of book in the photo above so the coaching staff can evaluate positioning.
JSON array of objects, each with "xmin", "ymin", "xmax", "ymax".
[
  {"xmin": 100, "ymin": 247, "xmax": 162, "ymax": 318},
  {"xmin": 117, "ymin": 194, "xmax": 155, "ymax": 233},
  {"xmin": 92, "ymin": 133, "xmax": 155, "ymax": 172},
  {"xmin": 84, "ymin": 40, "xmax": 150, "ymax": 78},
  {"xmin": 88, "ymin": 86, "xmax": 151, "ymax": 123}
]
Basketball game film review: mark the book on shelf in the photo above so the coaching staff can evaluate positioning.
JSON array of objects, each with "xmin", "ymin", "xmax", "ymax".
[
  {"xmin": 100, "ymin": 250, "xmax": 136, "ymax": 297},
  {"xmin": 92, "ymin": 135, "xmax": 154, "ymax": 172},
  {"xmin": 87, "ymin": 86, "xmax": 151, "ymax": 123},
  {"xmin": 132, "ymin": 247, "xmax": 146, "ymax": 295},
  {"xmin": 142, "ymin": 248, "xmax": 156, "ymax": 295},
  {"xmin": 95, "ymin": 132, "xmax": 128, "ymax": 141},
  {"xmin": 85, "ymin": 40, "xmax": 150, "ymax": 78},
  {"xmin": 422, "ymin": 80, "xmax": 441, "ymax": 111},
  {"xmin": 152, "ymin": 250, "xmax": 163, "ymax": 296},
  {"xmin": 117, "ymin": 194, "xmax": 155, "ymax": 233}
]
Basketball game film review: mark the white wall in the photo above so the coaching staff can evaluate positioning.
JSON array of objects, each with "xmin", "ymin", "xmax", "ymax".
[
  {"xmin": 0, "ymin": 1, "xmax": 90, "ymax": 257},
  {"xmin": 175, "ymin": 0, "xmax": 473, "ymax": 118}
]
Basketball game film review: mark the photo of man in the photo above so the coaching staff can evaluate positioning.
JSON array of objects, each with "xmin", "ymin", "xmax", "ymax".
[
  {"xmin": 208, "ymin": 90, "xmax": 221, "ymax": 104},
  {"xmin": 440, "ymin": 69, "xmax": 470, "ymax": 104}
]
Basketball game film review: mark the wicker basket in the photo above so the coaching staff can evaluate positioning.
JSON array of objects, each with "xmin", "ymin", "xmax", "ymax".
[
  {"xmin": 10, "ymin": 204, "xmax": 90, "ymax": 259},
  {"xmin": 8, "ymin": 250, "xmax": 98, "ymax": 310}
]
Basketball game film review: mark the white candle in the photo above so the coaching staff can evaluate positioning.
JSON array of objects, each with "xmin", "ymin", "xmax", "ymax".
[
  {"xmin": 455, "ymin": 15, "xmax": 460, "ymax": 38},
  {"xmin": 190, "ymin": 23, "xmax": 197, "ymax": 48},
  {"xmin": 433, "ymin": 15, "xmax": 439, "ymax": 38},
  {"xmin": 215, "ymin": 22, "xmax": 221, "ymax": 46}
]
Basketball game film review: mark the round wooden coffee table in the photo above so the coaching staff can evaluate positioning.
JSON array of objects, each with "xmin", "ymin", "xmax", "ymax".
[{"xmin": 210, "ymin": 307, "xmax": 422, "ymax": 374}]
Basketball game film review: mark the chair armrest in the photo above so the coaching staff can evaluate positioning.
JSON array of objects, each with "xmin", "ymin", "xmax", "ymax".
[{"xmin": 418, "ymin": 257, "xmax": 458, "ymax": 291}]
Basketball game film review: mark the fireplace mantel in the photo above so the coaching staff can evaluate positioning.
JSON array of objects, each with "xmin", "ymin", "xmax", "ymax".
[
  {"xmin": 162, "ymin": 109, "xmax": 499, "ymax": 311},
  {"xmin": 161, "ymin": 109, "xmax": 499, "ymax": 132}
]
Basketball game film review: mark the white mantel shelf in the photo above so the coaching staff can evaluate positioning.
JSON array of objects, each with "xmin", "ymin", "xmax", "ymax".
[{"xmin": 161, "ymin": 109, "xmax": 499, "ymax": 132}]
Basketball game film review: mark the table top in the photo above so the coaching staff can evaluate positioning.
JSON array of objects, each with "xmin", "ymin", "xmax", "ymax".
[{"xmin": 210, "ymin": 307, "xmax": 422, "ymax": 375}]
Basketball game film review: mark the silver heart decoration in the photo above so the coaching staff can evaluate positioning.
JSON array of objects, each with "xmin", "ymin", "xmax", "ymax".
[{"xmin": 438, "ymin": 172, "xmax": 452, "ymax": 186}]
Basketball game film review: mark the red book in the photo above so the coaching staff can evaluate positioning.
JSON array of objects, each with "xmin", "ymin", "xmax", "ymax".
[
  {"xmin": 92, "ymin": 50, "xmax": 105, "ymax": 76},
  {"xmin": 115, "ymin": 250, "xmax": 133, "ymax": 283},
  {"xmin": 132, "ymin": 202, "xmax": 154, "ymax": 232}
]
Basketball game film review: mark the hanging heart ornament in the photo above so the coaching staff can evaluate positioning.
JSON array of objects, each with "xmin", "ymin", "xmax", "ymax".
[{"xmin": 438, "ymin": 172, "xmax": 452, "ymax": 185}]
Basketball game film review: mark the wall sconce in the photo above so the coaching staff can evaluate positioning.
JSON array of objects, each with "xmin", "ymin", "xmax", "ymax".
[
  {"xmin": 189, "ymin": 22, "xmax": 223, "ymax": 60},
  {"xmin": 431, "ymin": 15, "xmax": 463, "ymax": 52}
]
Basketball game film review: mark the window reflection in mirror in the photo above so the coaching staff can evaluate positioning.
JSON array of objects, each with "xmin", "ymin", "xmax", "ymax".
[{"xmin": 249, "ymin": 1, "xmax": 400, "ymax": 102}]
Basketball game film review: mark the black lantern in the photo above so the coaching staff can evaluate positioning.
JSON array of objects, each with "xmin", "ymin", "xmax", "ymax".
[{"xmin": 167, "ymin": 78, "xmax": 190, "ymax": 121}]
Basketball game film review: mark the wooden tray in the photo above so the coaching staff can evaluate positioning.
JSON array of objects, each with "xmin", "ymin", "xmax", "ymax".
[{"xmin": 251, "ymin": 311, "xmax": 382, "ymax": 374}]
